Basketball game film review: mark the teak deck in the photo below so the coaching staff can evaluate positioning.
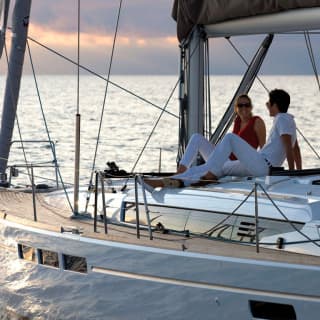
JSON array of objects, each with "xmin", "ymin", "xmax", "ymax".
[{"xmin": 1, "ymin": 188, "xmax": 320, "ymax": 266}]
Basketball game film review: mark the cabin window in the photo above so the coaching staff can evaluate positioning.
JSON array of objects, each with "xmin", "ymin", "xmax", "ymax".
[
  {"xmin": 250, "ymin": 300, "xmax": 296, "ymax": 320},
  {"xmin": 62, "ymin": 254, "xmax": 87, "ymax": 273},
  {"xmin": 18, "ymin": 244, "xmax": 37, "ymax": 262},
  {"xmin": 38, "ymin": 249, "xmax": 59, "ymax": 268},
  {"xmin": 123, "ymin": 202, "xmax": 190, "ymax": 232}
]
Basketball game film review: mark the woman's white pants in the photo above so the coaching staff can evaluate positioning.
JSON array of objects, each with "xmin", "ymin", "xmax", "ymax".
[{"xmin": 174, "ymin": 133, "xmax": 269, "ymax": 185}]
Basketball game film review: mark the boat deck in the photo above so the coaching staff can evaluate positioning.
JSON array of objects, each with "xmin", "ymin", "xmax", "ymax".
[{"xmin": 1, "ymin": 187, "xmax": 320, "ymax": 266}]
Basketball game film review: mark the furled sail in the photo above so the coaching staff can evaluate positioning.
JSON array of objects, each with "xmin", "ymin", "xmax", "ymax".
[
  {"xmin": 172, "ymin": 0, "xmax": 320, "ymax": 41},
  {"xmin": 0, "ymin": 0, "xmax": 9, "ymax": 58}
]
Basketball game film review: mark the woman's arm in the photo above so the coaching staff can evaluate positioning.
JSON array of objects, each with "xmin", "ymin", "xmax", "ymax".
[{"xmin": 254, "ymin": 118, "xmax": 266, "ymax": 148}]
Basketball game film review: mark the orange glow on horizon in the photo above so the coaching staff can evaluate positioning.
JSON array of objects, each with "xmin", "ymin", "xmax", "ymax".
[{"xmin": 28, "ymin": 24, "xmax": 178, "ymax": 49}]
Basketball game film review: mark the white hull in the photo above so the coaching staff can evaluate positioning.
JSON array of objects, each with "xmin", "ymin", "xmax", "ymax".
[{"xmin": 1, "ymin": 215, "xmax": 320, "ymax": 319}]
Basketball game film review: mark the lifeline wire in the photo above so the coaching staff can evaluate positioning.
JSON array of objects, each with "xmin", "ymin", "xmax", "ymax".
[{"xmin": 258, "ymin": 183, "xmax": 320, "ymax": 249}]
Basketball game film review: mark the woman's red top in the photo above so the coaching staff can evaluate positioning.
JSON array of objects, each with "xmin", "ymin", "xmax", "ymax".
[{"xmin": 230, "ymin": 115, "xmax": 261, "ymax": 160}]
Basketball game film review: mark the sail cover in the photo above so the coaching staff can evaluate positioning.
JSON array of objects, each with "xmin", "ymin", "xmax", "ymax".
[{"xmin": 172, "ymin": 0, "xmax": 320, "ymax": 41}]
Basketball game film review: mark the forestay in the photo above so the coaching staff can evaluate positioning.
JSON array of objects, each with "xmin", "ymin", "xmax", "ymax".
[{"xmin": 172, "ymin": 0, "xmax": 320, "ymax": 41}]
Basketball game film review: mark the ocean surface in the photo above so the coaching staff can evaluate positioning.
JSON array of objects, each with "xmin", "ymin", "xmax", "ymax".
[
  {"xmin": 1, "ymin": 75, "xmax": 320, "ymax": 319},
  {"xmin": 0, "ymin": 74, "xmax": 319, "ymax": 188}
]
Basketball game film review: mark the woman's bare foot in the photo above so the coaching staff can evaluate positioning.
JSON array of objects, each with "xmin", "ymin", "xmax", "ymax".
[
  {"xmin": 204, "ymin": 171, "xmax": 218, "ymax": 180},
  {"xmin": 143, "ymin": 178, "xmax": 165, "ymax": 189},
  {"xmin": 144, "ymin": 177, "xmax": 184, "ymax": 189},
  {"xmin": 176, "ymin": 164, "xmax": 187, "ymax": 174}
]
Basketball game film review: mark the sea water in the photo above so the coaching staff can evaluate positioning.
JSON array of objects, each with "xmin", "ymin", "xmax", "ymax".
[
  {"xmin": 0, "ymin": 74, "xmax": 319, "ymax": 188},
  {"xmin": 0, "ymin": 75, "xmax": 320, "ymax": 319}
]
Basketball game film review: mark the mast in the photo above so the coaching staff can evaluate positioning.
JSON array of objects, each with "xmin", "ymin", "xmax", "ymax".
[
  {"xmin": 0, "ymin": 0, "xmax": 32, "ymax": 180},
  {"xmin": 187, "ymin": 27, "xmax": 204, "ymax": 141},
  {"xmin": 178, "ymin": 26, "xmax": 205, "ymax": 157}
]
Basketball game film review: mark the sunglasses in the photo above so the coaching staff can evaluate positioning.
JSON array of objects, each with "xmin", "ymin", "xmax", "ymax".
[{"xmin": 237, "ymin": 103, "xmax": 251, "ymax": 108}]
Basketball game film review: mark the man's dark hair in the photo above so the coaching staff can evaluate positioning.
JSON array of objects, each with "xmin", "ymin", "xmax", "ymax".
[{"xmin": 269, "ymin": 89, "xmax": 290, "ymax": 113}]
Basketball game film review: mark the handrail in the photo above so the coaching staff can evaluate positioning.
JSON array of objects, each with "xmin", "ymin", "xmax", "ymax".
[
  {"xmin": 31, "ymin": 165, "xmax": 37, "ymax": 221},
  {"xmin": 254, "ymin": 182, "xmax": 259, "ymax": 253},
  {"xmin": 93, "ymin": 171, "xmax": 108, "ymax": 234},
  {"xmin": 137, "ymin": 175, "xmax": 153, "ymax": 240},
  {"xmin": 10, "ymin": 139, "xmax": 59, "ymax": 188}
]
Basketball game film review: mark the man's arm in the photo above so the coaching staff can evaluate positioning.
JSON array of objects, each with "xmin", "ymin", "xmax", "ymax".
[
  {"xmin": 281, "ymin": 134, "xmax": 295, "ymax": 170},
  {"xmin": 254, "ymin": 118, "xmax": 266, "ymax": 148},
  {"xmin": 293, "ymin": 140, "xmax": 302, "ymax": 170}
]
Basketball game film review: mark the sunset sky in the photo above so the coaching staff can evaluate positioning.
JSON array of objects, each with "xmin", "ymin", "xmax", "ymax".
[{"xmin": 2, "ymin": 0, "xmax": 320, "ymax": 75}]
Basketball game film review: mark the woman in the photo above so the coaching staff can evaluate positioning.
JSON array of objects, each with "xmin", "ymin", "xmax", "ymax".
[
  {"xmin": 177, "ymin": 94, "xmax": 266, "ymax": 173},
  {"xmin": 229, "ymin": 94, "xmax": 266, "ymax": 160}
]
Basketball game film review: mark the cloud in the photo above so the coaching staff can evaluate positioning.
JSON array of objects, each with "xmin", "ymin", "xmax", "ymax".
[
  {"xmin": 2, "ymin": 1, "xmax": 319, "ymax": 74},
  {"xmin": 31, "ymin": 0, "xmax": 176, "ymax": 37},
  {"xmin": 5, "ymin": 0, "xmax": 177, "ymax": 74}
]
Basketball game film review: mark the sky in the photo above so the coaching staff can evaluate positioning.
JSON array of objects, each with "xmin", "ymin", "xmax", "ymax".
[{"xmin": 1, "ymin": 0, "xmax": 320, "ymax": 75}]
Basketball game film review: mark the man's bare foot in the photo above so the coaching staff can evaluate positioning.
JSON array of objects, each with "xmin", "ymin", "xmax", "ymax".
[
  {"xmin": 176, "ymin": 164, "xmax": 187, "ymax": 174},
  {"xmin": 191, "ymin": 171, "xmax": 218, "ymax": 187}
]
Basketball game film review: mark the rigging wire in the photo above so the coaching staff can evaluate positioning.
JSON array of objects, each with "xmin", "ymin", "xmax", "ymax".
[
  {"xmin": 124, "ymin": 28, "xmax": 206, "ymax": 179},
  {"xmin": 26, "ymin": 40, "xmax": 74, "ymax": 212},
  {"xmin": 304, "ymin": 31, "xmax": 320, "ymax": 91},
  {"xmin": 226, "ymin": 37, "xmax": 269, "ymax": 93},
  {"xmin": 25, "ymin": 35, "xmax": 178, "ymax": 119},
  {"xmin": 122, "ymin": 79, "xmax": 180, "ymax": 189},
  {"xmin": 85, "ymin": 0, "xmax": 123, "ymax": 211}
]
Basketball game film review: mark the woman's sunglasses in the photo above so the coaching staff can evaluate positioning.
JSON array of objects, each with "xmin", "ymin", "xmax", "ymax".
[{"xmin": 237, "ymin": 103, "xmax": 251, "ymax": 108}]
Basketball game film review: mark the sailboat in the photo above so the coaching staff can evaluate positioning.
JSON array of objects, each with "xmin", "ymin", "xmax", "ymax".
[{"xmin": 1, "ymin": 0, "xmax": 320, "ymax": 319}]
